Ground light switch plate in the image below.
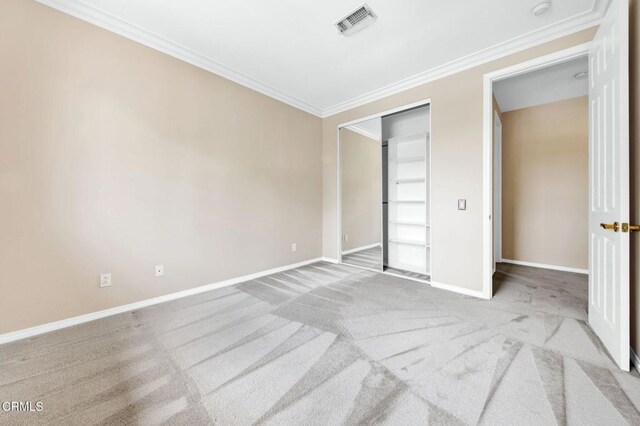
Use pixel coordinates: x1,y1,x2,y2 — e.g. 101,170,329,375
155,265,164,277
458,199,466,210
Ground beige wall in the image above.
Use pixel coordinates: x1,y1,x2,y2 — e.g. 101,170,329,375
340,129,381,252
501,97,588,270
0,0,322,333
322,29,596,292
630,0,640,355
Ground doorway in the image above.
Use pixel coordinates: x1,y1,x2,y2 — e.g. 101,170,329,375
493,55,590,275
483,0,630,371
337,99,432,283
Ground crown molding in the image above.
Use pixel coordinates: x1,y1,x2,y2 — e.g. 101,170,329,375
35,0,609,119
321,1,609,117
34,0,324,117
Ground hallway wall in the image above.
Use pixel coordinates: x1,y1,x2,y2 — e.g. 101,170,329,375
501,97,589,270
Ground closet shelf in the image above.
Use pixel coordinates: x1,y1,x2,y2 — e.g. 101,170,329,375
392,178,426,184
389,238,429,247
385,131,429,144
393,156,426,163
390,220,427,226
389,200,426,204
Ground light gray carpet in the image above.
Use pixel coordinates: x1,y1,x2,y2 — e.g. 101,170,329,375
342,246,383,271
383,266,430,281
1,262,640,425
342,246,430,281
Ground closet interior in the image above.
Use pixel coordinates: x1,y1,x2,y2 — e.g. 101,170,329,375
340,104,431,281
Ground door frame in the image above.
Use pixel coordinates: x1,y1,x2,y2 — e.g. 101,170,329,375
336,98,431,281
493,111,502,273
481,42,592,299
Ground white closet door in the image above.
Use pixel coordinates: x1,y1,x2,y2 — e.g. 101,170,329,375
387,132,429,274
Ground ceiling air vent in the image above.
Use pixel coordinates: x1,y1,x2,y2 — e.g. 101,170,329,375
334,4,377,36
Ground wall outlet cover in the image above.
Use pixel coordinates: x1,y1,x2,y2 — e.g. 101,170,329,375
155,265,164,277
100,273,112,288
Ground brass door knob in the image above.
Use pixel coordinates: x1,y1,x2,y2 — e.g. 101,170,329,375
600,222,619,232
622,223,640,232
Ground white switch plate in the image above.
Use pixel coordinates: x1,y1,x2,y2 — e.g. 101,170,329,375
458,199,467,210
155,265,164,277
343,234,349,242
291,243,297,252
100,273,111,288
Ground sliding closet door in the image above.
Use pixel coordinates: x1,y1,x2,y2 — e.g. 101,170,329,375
387,132,429,274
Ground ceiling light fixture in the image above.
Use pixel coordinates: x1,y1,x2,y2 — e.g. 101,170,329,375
531,2,551,16
574,71,588,80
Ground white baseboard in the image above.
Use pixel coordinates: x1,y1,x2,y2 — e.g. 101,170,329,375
501,258,588,275
321,257,339,264
341,243,381,255
631,348,640,372
0,256,326,345
431,281,489,299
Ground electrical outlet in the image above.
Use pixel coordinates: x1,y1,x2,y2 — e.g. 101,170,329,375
155,265,164,277
343,234,349,242
291,243,297,253
100,273,111,288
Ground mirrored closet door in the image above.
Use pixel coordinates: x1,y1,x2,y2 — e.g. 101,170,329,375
339,118,383,271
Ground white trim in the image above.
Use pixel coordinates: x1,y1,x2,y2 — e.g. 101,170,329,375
0,257,326,345
341,243,381,255
321,257,339,264
322,2,608,117
482,42,592,300
431,281,489,299
337,125,343,264
344,125,381,142
631,348,640,371
501,259,588,275
338,98,432,129
493,112,503,269
33,0,323,117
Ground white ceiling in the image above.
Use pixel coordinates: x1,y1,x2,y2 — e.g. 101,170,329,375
493,55,589,112
37,0,608,117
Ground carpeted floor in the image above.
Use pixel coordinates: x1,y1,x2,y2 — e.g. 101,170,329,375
342,246,383,271
342,246,430,281
1,262,639,425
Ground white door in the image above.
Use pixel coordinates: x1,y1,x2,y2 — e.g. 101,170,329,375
588,0,630,371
